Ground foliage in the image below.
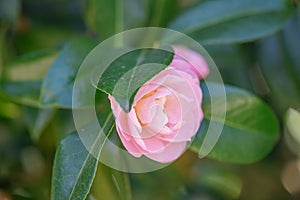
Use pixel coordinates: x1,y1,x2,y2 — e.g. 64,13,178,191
0,0,299,199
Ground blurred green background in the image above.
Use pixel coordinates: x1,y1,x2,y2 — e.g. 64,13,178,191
0,0,300,199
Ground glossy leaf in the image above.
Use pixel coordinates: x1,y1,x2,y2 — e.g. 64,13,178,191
169,0,293,45
51,133,98,200
40,37,97,108
190,82,280,163
97,48,173,112
51,113,115,200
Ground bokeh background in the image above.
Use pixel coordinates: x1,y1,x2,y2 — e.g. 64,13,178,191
0,0,300,199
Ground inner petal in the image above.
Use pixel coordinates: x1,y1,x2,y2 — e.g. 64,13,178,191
135,86,170,125
164,93,181,125
140,103,168,138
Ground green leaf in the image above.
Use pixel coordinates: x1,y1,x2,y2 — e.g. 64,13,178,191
169,0,294,45
40,37,97,108
51,112,115,200
51,133,97,200
0,50,57,106
190,82,280,163
0,80,43,107
3,50,58,81
97,48,173,112
85,0,147,40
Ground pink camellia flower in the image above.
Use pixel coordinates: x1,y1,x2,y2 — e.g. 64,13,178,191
109,46,209,163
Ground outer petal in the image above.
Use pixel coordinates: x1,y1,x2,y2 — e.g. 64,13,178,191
145,141,187,163
172,46,209,79
117,126,143,157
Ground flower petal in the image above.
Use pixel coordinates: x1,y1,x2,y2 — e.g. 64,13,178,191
173,46,209,79
145,142,187,163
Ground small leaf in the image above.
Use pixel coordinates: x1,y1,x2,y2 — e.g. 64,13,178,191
190,82,280,163
51,113,115,200
40,37,97,108
97,48,173,112
169,0,294,45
